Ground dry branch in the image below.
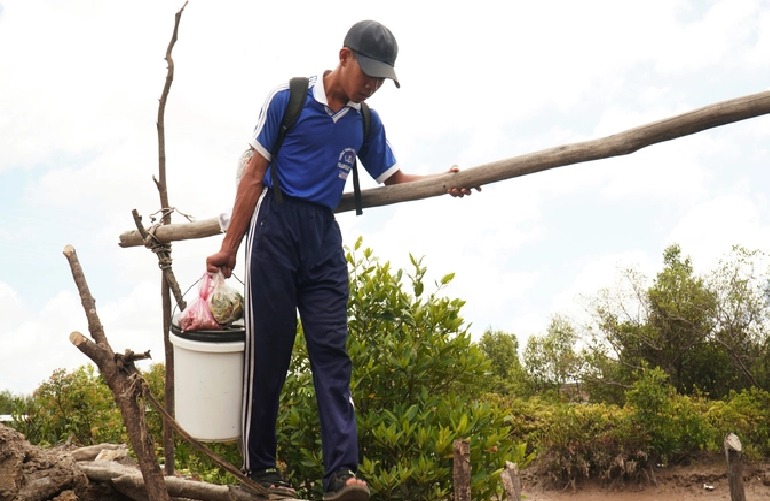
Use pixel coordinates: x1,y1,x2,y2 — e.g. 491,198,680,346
154,1,188,475
79,461,267,501
64,245,110,346
119,88,770,247
70,443,127,462
63,245,171,501
156,0,188,207
138,383,271,497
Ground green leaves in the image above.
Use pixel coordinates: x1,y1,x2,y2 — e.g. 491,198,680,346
274,239,518,501
582,243,770,402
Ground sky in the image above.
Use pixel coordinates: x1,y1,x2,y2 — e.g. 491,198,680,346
1,0,769,395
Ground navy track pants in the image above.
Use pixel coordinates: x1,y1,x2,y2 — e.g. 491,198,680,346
241,188,356,490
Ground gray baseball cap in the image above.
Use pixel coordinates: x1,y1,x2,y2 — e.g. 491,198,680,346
344,20,400,88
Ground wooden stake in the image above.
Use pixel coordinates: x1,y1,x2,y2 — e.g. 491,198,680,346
119,88,770,247
453,439,471,501
154,1,188,476
725,433,747,501
501,461,522,501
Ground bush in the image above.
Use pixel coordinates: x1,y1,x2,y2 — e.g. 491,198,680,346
535,401,643,485
277,239,530,501
707,388,770,460
12,365,125,447
624,366,713,464
142,362,242,485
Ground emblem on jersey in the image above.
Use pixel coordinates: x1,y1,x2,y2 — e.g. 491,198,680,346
337,147,356,180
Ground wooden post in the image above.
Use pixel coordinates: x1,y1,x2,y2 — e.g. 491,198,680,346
501,461,522,501
155,1,188,476
725,433,746,501
453,439,471,501
161,275,175,475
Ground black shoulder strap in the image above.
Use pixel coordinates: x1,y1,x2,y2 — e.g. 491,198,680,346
361,102,371,143
271,77,309,204
352,102,371,216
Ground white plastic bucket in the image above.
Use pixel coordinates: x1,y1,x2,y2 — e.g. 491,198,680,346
169,325,245,443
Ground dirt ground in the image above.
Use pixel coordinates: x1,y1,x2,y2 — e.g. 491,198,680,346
519,461,770,501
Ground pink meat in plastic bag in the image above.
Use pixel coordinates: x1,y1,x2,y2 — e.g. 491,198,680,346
179,272,221,332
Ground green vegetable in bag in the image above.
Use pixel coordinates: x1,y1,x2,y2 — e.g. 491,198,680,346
208,271,244,325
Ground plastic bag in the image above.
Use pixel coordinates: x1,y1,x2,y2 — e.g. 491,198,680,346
179,272,221,332
234,147,253,188
208,270,244,325
221,148,254,233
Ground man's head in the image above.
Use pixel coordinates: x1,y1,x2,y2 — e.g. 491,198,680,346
337,20,399,102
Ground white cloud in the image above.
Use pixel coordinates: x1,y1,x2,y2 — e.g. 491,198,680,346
744,8,770,68
507,312,549,341
666,189,770,272
598,135,714,201
652,0,761,73
550,250,657,328
0,282,24,322
0,280,170,395
0,288,86,393
2,0,770,394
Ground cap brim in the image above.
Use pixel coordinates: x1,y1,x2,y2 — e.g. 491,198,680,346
355,52,400,88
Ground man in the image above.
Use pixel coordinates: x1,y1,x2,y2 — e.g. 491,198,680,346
206,20,479,501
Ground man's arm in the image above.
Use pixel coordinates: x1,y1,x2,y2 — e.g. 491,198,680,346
383,166,481,197
206,150,270,277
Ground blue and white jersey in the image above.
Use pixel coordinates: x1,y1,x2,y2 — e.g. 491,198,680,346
248,74,399,210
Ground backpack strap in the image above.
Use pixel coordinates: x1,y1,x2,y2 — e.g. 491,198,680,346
361,102,371,142
271,77,309,204
352,102,371,216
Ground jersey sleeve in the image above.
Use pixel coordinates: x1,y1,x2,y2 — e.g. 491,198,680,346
248,83,290,161
358,107,399,183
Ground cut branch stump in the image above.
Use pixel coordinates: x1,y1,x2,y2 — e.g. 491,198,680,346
725,433,747,501
501,461,522,501
453,439,471,501
70,443,127,462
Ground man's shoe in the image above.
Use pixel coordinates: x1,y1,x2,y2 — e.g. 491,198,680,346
323,468,370,501
248,468,296,498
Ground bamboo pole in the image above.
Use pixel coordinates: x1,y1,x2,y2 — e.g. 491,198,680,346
118,88,770,248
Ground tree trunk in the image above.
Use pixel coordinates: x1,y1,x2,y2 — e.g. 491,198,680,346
0,424,88,501
118,88,770,248
453,439,471,501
